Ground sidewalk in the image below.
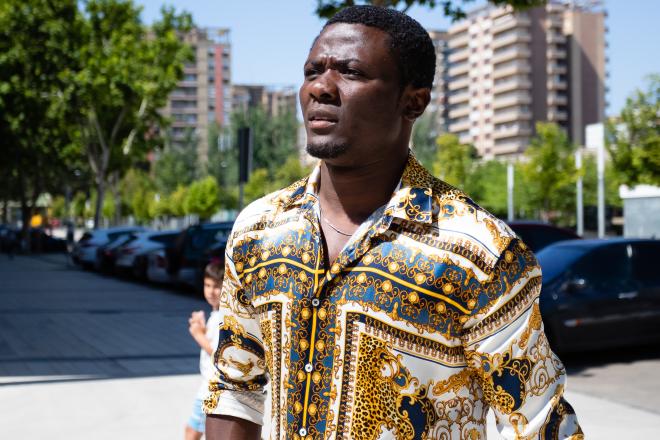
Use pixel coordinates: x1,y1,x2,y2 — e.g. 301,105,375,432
2,254,660,439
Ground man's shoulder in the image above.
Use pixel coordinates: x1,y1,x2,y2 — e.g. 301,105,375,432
231,177,308,236
430,179,518,265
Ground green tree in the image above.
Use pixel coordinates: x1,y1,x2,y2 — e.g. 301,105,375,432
230,108,299,175
74,0,193,228
154,144,198,194
244,169,271,205
315,0,546,20
469,160,509,217
185,176,221,220
432,133,477,191
169,185,189,217
606,74,660,187
0,0,84,244
519,122,576,225
411,112,439,169
274,156,313,188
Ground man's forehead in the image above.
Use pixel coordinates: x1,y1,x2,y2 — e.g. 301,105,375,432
310,23,389,54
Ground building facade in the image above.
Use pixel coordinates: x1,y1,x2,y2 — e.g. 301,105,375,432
446,1,606,158
231,84,297,118
162,27,232,162
427,30,451,134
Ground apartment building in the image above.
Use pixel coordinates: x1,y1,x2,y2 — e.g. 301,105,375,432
162,27,232,162
447,1,606,158
427,30,451,133
232,84,297,117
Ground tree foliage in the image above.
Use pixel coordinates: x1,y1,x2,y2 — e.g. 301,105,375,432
432,133,477,191
0,0,84,239
518,122,576,224
74,0,193,228
185,176,221,220
314,0,546,20
606,74,660,187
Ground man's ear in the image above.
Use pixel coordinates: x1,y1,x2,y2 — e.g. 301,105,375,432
403,87,431,121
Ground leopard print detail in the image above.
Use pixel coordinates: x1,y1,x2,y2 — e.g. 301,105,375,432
350,333,438,440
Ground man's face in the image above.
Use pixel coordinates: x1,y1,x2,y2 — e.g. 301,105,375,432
300,23,405,164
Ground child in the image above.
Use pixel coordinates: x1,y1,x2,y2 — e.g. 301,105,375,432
184,261,224,440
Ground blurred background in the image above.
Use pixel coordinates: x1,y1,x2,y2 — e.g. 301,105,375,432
1,0,659,439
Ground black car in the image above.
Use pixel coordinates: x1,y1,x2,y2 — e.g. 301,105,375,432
536,238,660,353
507,221,580,253
166,222,234,290
95,232,137,272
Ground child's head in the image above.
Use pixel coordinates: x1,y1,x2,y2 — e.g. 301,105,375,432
203,260,224,309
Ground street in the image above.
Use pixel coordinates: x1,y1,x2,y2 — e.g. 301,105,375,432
1,253,660,439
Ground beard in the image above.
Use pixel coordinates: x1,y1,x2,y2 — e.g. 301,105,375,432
306,141,349,159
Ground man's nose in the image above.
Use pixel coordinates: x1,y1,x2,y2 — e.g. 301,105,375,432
309,71,338,103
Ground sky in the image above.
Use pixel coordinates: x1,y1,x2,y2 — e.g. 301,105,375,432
137,0,660,116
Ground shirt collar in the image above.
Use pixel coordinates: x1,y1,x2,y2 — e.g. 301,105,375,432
278,152,438,226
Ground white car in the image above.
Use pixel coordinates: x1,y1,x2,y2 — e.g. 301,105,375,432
145,248,177,284
115,230,179,277
72,226,146,268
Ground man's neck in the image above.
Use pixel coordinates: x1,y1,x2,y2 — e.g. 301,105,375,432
318,148,409,226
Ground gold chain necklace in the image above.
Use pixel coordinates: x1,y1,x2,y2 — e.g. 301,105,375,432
319,205,354,236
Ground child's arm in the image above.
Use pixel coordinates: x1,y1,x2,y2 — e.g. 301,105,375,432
188,311,214,355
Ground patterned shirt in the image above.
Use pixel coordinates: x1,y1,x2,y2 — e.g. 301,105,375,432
204,154,582,440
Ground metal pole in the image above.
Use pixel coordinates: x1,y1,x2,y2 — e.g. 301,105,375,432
575,149,584,236
597,141,606,238
238,183,244,212
507,162,514,222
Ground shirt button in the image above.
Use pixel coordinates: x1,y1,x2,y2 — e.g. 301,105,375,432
311,298,320,307
304,363,313,373
299,427,308,436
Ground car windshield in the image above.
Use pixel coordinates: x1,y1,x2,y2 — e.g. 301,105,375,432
536,246,589,282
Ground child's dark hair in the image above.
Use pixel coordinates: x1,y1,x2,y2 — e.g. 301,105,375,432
204,259,225,283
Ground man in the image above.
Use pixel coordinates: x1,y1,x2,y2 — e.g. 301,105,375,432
205,6,582,439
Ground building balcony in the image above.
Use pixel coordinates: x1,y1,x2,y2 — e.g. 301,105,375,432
548,93,568,106
179,80,198,88
492,14,531,34
548,109,568,121
492,46,531,65
492,31,531,49
448,63,470,77
493,124,532,140
548,63,567,75
448,91,470,105
493,92,531,109
493,60,531,79
547,79,568,90
448,48,470,64
493,138,527,156
547,33,567,44
449,21,469,35
449,105,470,119
493,108,532,124
547,15,564,29
448,75,470,90
449,119,471,133
547,46,567,59
493,77,532,94
449,32,470,49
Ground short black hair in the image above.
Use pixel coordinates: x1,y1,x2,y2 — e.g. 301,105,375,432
323,5,436,89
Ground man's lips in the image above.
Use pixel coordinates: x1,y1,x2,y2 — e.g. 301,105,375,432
307,112,338,131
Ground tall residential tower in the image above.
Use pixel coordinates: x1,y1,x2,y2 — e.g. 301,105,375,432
447,1,606,158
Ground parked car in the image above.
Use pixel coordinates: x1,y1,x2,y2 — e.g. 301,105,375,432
146,248,176,284
536,238,660,353
95,232,139,272
165,222,234,289
115,230,180,278
507,221,580,252
73,226,146,268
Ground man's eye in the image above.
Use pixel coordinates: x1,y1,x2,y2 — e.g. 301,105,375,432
345,69,363,78
304,69,320,78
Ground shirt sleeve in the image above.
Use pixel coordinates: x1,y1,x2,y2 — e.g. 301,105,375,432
202,228,267,425
460,238,583,439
